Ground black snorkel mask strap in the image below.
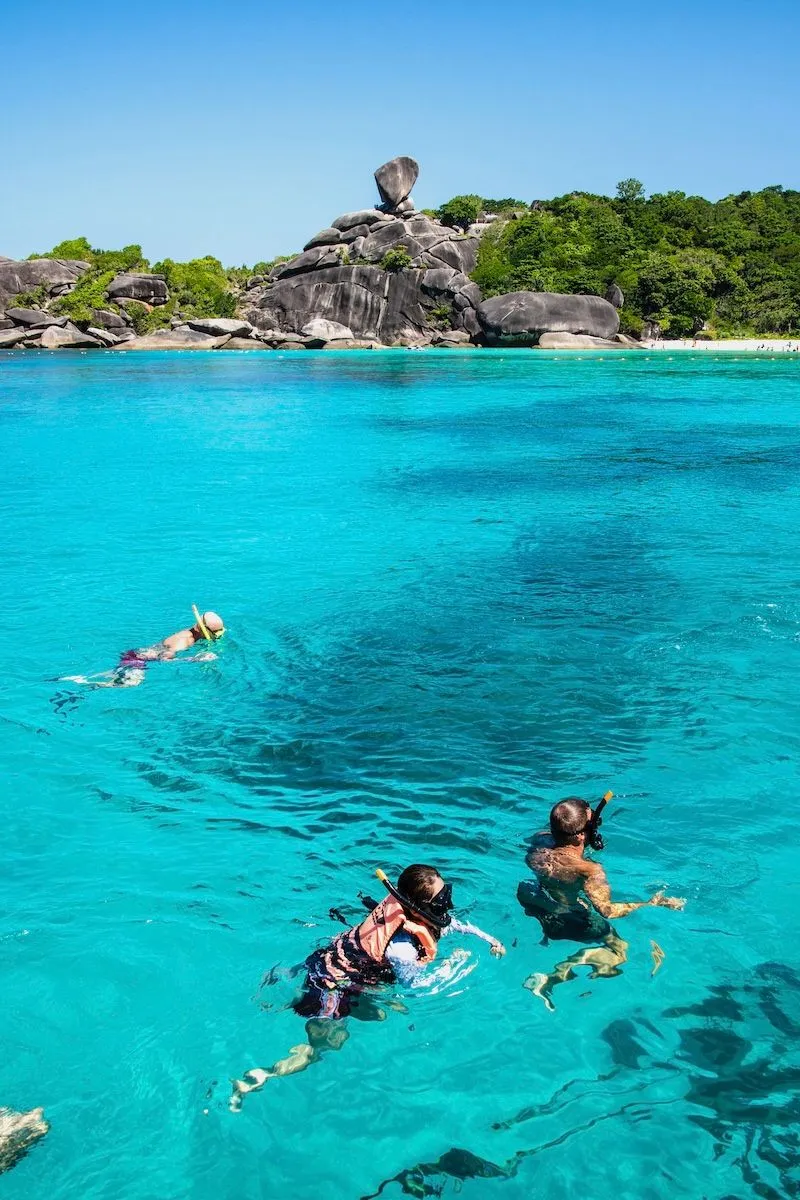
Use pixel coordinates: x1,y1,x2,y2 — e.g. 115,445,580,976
375,868,450,930
586,790,613,851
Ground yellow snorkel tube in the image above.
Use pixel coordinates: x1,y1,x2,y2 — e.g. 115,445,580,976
192,604,225,641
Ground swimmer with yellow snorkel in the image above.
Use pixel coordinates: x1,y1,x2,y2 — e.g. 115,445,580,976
61,606,225,688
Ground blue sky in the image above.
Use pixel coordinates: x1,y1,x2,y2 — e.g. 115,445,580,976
4,0,799,265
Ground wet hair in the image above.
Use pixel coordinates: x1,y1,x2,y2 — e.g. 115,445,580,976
398,864,442,905
550,798,591,847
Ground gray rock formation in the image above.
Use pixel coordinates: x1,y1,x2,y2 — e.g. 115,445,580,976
40,322,101,349
219,337,268,350
186,317,253,337
477,292,620,345
244,161,484,346
0,258,89,306
0,1106,49,1175
91,308,131,329
304,228,347,250
106,273,168,306
113,328,230,350
245,260,482,346
301,318,354,345
0,327,34,348
86,326,124,347
537,331,628,349
331,210,390,232
5,307,67,327
605,282,624,309
374,156,419,210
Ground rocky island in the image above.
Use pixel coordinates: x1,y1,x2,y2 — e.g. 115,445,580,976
1,157,797,350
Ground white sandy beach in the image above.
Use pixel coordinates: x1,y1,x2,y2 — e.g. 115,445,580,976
642,338,800,352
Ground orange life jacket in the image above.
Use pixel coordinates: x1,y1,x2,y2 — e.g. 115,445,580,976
318,895,438,985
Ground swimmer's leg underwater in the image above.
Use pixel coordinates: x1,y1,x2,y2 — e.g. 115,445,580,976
525,931,628,1011
230,1017,349,1110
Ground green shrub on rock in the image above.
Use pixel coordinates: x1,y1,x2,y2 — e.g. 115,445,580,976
380,246,414,272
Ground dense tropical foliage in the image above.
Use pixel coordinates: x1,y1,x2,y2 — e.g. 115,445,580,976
466,183,800,337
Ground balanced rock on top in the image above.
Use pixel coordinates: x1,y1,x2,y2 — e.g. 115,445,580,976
374,156,419,211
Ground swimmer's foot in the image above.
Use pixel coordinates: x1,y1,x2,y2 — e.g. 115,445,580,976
524,972,556,1013
229,1068,270,1112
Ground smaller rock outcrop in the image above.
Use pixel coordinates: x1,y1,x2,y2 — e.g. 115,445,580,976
220,337,268,350
106,273,169,306
40,322,101,349
605,283,624,309
375,156,419,211
186,317,253,337
113,328,230,350
301,318,354,346
5,307,67,328
537,332,632,349
0,327,33,348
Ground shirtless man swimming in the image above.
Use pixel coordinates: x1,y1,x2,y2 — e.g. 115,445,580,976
518,796,684,1009
62,606,225,688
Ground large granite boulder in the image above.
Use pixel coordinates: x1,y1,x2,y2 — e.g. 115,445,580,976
0,327,33,348
301,317,354,345
91,308,131,329
331,210,390,232
5,307,67,328
219,337,268,350
186,317,253,337
106,273,168,306
537,331,630,349
40,322,101,349
0,258,90,306
274,246,347,279
304,228,346,250
476,292,620,345
246,265,431,344
375,156,419,209
114,328,230,350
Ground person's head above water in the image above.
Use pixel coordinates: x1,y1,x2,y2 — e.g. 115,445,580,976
191,607,225,641
394,864,454,928
550,798,592,848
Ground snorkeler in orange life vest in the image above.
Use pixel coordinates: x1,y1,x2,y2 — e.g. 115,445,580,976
230,865,505,1109
61,606,225,688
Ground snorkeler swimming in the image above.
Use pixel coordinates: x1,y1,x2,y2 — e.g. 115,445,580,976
519,794,685,1009
230,865,505,1109
60,606,225,688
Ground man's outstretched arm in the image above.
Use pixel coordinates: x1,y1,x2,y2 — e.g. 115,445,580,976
585,864,684,919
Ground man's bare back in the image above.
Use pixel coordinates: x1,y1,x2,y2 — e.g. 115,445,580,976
520,801,684,942
519,797,684,1011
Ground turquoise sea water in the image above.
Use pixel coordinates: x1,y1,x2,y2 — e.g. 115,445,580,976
2,349,800,1199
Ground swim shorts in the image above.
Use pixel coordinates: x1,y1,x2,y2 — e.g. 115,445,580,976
517,879,613,943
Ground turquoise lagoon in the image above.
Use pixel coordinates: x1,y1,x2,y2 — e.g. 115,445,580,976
1,348,799,1199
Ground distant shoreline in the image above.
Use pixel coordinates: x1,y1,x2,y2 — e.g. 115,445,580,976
641,338,800,353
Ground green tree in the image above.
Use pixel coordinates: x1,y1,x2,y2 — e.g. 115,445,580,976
616,178,645,203
437,194,483,231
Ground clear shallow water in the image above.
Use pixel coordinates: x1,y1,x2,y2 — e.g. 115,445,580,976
2,348,799,1199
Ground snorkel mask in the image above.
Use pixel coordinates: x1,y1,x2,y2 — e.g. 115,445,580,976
192,605,225,642
376,868,454,930
585,791,613,852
